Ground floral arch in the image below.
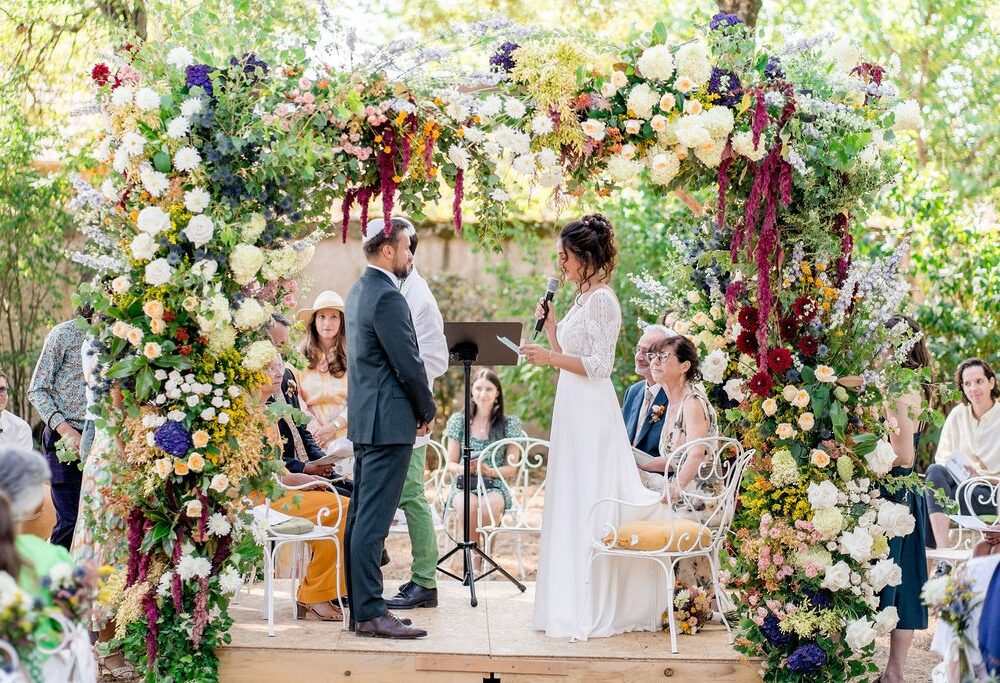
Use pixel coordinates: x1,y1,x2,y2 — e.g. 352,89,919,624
76,14,925,682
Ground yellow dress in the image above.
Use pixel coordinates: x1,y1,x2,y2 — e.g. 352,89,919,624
293,366,348,446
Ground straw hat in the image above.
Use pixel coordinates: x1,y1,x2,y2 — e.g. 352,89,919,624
295,290,345,325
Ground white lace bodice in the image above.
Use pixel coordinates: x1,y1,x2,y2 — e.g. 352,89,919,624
555,286,621,380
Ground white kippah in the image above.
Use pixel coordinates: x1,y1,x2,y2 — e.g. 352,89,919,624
363,217,415,245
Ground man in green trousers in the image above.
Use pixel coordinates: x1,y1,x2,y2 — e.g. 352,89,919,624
383,219,450,610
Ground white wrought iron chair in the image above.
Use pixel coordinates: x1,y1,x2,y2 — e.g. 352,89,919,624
926,475,999,570
251,476,346,636
0,640,22,683
0,612,96,683
388,438,453,538
577,436,752,654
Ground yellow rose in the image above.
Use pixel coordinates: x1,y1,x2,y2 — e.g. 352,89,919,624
692,312,712,328
154,458,173,479
782,385,798,403
775,422,798,440
185,499,203,518
150,318,166,334
187,452,205,472
792,389,812,409
112,321,131,339
815,365,838,383
762,398,778,416
142,342,162,359
209,474,230,493
182,296,199,312
192,430,210,448
675,76,695,93
659,93,676,111
143,300,165,319
126,327,143,346
810,449,830,468
673,320,691,335
174,460,190,476
798,412,815,431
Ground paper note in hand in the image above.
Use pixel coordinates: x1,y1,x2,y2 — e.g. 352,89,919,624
496,335,522,356
945,451,974,484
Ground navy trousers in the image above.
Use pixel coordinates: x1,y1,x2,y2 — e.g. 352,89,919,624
42,426,83,550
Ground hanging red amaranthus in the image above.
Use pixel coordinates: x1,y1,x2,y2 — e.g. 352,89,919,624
377,126,398,226
716,140,735,231
835,212,852,283
452,169,464,234
340,188,358,243
358,186,375,234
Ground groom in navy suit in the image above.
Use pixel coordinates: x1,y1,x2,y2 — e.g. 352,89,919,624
622,325,673,457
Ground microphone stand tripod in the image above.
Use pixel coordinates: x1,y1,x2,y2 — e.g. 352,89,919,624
436,341,526,607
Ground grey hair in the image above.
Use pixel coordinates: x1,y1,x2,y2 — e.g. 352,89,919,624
0,448,50,519
640,323,677,339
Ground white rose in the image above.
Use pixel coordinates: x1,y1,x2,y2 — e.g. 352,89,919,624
921,576,950,607
792,389,811,409
184,187,210,213
723,379,745,402
636,44,675,81
650,114,668,132
827,38,861,74
673,115,711,149
143,342,162,359
821,560,852,591
190,259,218,280
844,618,877,650
624,119,642,135
137,206,171,235
892,99,922,132
700,106,735,138
775,422,797,440
134,87,161,111
762,398,778,416
782,385,798,403
877,501,916,538
798,412,815,431
581,119,607,141
167,46,194,69
815,365,838,383
874,606,899,636
701,349,727,384
111,275,131,293
144,258,174,286
610,70,628,88
183,215,214,248
130,233,157,261
659,93,677,111
732,130,768,162
185,499,203,518
865,439,897,477
869,559,903,593
209,474,230,493
807,480,840,511
174,146,201,172
839,527,874,563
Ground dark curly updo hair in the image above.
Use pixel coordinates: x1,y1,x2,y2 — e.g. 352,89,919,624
559,213,618,292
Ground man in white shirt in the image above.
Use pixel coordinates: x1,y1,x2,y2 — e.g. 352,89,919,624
0,370,34,451
382,219,450,610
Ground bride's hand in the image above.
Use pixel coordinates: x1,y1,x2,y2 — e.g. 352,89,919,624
535,297,558,332
521,344,552,366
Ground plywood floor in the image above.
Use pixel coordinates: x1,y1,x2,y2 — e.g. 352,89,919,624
220,580,759,682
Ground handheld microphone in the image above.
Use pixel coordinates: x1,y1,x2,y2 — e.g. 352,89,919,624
533,277,560,339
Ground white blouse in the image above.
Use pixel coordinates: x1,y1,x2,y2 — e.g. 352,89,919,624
934,401,1000,474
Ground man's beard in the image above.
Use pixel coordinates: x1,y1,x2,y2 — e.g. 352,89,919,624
393,262,413,279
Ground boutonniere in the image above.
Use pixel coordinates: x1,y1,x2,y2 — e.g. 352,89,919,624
284,379,297,399
650,405,666,423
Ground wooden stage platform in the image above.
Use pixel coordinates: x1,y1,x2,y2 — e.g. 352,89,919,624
220,580,759,682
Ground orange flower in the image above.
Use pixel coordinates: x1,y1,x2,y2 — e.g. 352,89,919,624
174,460,190,476
456,128,465,138
392,175,402,183
383,145,391,153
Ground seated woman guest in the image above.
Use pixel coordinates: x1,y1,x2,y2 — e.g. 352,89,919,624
443,369,523,572
294,291,350,456
924,358,1000,568
259,357,349,621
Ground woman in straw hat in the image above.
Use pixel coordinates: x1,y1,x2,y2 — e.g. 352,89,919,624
295,290,351,452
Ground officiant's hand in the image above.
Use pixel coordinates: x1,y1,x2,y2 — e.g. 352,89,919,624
304,462,335,477
521,344,552,366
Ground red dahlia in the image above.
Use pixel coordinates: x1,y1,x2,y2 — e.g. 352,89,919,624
748,371,774,397
797,335,818,356
738,306,759,331
779,317,799,341
768,347,793,374
91,63,111,86
793,296,816,322
736,329,759,355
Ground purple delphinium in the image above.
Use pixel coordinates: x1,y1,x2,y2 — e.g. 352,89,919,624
230,52,269,76
489,42,519,73
765,56,785,80
787,643,827,673
708,67,742,107
710,12,742,30
186,64,216,95
803,588,833,610
154,420,193,457
760,613,795,648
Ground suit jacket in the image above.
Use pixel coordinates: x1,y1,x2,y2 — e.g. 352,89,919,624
273,368,326,473
622,379,668,458
346,267,437,445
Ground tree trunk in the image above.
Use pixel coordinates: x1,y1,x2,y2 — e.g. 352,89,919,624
715,0,763,29
94,0,148,40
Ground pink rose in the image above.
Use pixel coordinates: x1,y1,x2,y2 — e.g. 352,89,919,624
301,92,315,105
117,65,141,85
298,77,313,90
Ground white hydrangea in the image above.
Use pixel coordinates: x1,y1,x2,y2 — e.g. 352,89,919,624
184,187,210,213
233,299,268,330
605,154,642,183
242,340,278,371
173,146,201,172
812,508,844,540
694,140,724,168
197,293,232,333
731,130,768,161
230,244,265,285
636,44,675,81
701,106,735,138
892,99,922,131
827,38,861,74
207,325,236,354
260,246,299,280
242,213,267,243
648,151,680,186
134,87,161,111
166,116,191,139
140,168,169,197
674,40,712,87
673,115,711,149
626,83,660,120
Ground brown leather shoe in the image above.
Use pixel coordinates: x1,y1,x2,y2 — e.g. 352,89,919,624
348,614,411,631
355,612,427,639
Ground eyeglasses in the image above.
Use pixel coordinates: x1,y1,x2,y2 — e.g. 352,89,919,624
645,351,675,363
634,345,652,356
0,386,8,395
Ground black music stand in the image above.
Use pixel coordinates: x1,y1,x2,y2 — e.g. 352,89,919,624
436,321,527,606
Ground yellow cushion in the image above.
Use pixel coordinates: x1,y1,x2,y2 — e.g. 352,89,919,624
21,484,56,541
603,518,711,552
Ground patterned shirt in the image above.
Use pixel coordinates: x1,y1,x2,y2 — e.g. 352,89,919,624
28,320,87,430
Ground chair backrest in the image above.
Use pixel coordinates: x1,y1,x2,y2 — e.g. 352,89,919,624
469,436,548,531
424,438,454,520
958,476,1000,521
660,436,753,543
0,639,19,676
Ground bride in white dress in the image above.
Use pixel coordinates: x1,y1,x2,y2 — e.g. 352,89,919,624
521,214,668,640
